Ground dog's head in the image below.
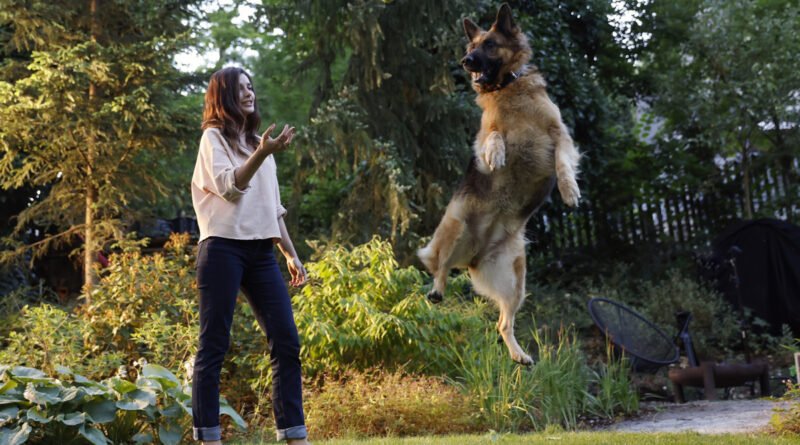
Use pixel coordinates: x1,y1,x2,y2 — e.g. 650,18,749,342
461,3,532,91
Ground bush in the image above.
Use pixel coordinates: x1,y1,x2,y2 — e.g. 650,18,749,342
0,304,123,380
293,236,485,377
81,234,199,372
0,364,245,445
637,269,739,359
302,368,480,439
770,381,800,436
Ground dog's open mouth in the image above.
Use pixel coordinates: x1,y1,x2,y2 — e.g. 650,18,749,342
470,70,492,85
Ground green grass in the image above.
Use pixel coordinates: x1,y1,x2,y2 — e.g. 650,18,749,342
232,431,797,445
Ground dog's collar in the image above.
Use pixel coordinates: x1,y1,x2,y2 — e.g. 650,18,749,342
482,70,522,92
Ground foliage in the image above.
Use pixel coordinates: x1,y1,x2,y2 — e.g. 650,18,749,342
252,0,480,256
771,380,800,437
0,0,200,286
81,233,198,372
581,266,740,360
637,269,740,359
0,304,124,380
293,236,486,377
449,324,638,432
302,368,480,439
633,0,800,219
587,341,639,419
242,0,640,260
0,364,245,445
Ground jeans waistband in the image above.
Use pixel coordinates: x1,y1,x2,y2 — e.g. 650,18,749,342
202,236,275,250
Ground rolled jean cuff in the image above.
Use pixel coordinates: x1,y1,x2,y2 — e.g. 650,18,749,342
276,425,307,441
193,425,221,441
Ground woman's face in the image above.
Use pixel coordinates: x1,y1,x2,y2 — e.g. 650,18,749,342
238,73,255,116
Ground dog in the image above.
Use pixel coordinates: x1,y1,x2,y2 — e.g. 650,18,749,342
417,3,581,365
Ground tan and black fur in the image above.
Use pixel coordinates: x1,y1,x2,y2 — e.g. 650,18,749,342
418,4,581,365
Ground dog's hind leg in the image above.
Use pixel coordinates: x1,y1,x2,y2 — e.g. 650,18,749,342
549,122,581,207
470,238,532,365
417,214,465,304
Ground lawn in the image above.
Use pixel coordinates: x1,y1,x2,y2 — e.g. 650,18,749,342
233,431,797,445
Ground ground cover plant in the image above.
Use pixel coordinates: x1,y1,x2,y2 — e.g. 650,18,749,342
0,364,244,445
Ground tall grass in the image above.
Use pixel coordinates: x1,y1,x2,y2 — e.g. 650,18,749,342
448,323,639,432
587,341,639,418
448,328,539,431
529,325,589,429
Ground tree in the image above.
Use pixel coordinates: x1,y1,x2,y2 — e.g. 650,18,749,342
247,0,638,260
0,0,200,294
635,0,800,220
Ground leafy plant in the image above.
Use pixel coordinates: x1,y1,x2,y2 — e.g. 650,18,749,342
0,304,123,379
770,380,800,436
0,364,245,445
638,269,739,359
81,233,198,373
293,236,485,377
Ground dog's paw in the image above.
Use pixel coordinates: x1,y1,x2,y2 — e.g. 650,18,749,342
558,177,581,207
483,133,506,171
511,351,534,366
427,290,443,304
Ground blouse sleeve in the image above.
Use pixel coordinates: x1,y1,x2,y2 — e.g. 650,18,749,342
198,129,249,201
271,156,288,218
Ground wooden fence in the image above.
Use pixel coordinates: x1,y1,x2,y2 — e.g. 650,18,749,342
527,159,799,259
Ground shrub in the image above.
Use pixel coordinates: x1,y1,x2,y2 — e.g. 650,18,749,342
81,234,199,371
293,236,485,377
637,269,739,359
302,368,480,439
770,381,800,436
0,364,245,445
0,304,123,379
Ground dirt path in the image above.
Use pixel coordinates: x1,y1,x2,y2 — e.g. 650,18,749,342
607,400,791,434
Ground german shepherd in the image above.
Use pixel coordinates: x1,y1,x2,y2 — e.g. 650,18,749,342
418,3,581,365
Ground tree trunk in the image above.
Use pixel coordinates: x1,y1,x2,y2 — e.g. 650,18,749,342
84,0,100,296
741,139,754,220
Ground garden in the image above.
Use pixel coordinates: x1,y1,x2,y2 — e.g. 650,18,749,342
1,0,800,444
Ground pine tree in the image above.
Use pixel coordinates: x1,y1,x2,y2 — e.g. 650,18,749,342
0,0,200,294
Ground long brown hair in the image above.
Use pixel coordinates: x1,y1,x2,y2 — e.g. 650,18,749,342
201,67,261,152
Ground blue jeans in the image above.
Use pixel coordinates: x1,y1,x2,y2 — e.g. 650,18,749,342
193,237,307,441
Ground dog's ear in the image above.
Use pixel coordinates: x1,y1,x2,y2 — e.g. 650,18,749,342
493,3,518,37
463,18,483,41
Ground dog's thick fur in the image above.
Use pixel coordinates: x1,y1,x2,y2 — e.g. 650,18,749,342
418,4,581,365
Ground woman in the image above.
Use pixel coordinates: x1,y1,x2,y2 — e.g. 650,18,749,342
190,66,310,445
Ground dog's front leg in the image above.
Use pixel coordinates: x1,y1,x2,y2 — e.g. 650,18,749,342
549,122,581,207
477,130,506,172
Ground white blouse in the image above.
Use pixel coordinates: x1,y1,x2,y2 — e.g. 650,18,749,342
191,127,287,242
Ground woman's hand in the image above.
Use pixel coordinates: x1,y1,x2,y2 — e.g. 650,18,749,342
258,123,295,155
287,256,307,287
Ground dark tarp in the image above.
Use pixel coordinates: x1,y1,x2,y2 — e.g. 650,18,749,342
708,218,800,336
